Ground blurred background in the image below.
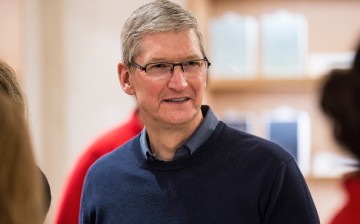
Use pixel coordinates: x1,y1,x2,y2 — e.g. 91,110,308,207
1,0,359,223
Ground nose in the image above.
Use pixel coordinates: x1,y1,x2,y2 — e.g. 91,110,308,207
171,64,185,73
167,66,188,91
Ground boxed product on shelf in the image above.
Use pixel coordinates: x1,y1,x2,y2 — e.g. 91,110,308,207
209,12,258,79
220,108,254,133
260,10,308,77
262,107,311,176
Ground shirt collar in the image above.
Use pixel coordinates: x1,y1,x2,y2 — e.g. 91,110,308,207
140,105,219,161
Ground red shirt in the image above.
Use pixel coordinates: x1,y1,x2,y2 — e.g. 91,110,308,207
330,173,360,224
55,110,143,224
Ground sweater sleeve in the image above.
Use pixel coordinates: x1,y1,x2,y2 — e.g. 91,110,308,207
262,158,320,224
79,163,99,224
55,110,143,224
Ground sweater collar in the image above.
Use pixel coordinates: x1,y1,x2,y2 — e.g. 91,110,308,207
139,105,219,161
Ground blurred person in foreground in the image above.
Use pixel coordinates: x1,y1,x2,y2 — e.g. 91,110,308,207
320,42,360,224
0,59,51,221
0,60,25,111
0,94,44,224
55,108,143,224
80,1,319,223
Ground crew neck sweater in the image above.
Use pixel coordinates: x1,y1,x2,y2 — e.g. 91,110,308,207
80,121,319,224
140,105,219,161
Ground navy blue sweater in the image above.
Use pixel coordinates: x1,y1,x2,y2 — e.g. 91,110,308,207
80,121,319,224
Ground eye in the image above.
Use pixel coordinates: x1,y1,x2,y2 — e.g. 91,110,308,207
149,63,171,69
183,60,201,67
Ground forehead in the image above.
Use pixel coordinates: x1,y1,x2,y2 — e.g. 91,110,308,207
137,29,203,62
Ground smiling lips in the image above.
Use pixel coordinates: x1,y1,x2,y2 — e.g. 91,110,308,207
164,97,190,103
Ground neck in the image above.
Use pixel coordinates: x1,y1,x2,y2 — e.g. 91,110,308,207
145,112,203,161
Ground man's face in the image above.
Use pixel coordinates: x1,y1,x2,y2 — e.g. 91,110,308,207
126,29,207,128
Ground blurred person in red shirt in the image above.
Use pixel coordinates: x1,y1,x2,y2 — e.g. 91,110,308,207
55,109,143,224
320,41,360,224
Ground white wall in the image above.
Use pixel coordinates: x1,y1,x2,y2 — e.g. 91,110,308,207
22,0,184,223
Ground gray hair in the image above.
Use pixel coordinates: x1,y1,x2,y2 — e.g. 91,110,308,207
121,0,206,67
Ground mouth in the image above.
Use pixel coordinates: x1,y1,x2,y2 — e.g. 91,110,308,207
164,97,190,103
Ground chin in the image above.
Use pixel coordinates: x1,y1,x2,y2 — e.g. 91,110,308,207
162,110,198,125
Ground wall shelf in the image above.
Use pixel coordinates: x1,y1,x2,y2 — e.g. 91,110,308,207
207,77,321,93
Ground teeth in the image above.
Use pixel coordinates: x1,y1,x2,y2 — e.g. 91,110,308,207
167,98,187,102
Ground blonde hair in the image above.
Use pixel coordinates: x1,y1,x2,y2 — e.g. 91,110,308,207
0,60,25,112
0,94,43,224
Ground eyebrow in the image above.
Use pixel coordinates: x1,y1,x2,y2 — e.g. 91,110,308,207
146,55,203,64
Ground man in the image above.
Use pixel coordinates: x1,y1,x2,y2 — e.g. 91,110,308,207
80,1,319,223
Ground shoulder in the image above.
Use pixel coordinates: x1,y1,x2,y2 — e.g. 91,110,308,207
90,122,140,153
84,109,142,158
85,136,140,178
79,121,142,164
214,122,294,167
213,123,307,190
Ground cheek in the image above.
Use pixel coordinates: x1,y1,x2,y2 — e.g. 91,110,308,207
134,81,163,103
203,72,208,84
197,71,207,87
194,75,207,91
189,77,207,105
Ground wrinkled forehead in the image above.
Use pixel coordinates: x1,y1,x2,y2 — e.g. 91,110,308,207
136,29,203,62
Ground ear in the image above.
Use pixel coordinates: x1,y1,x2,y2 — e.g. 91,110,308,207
118,62,135,95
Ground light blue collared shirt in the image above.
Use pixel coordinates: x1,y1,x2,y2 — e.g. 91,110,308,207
140,105,219,161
